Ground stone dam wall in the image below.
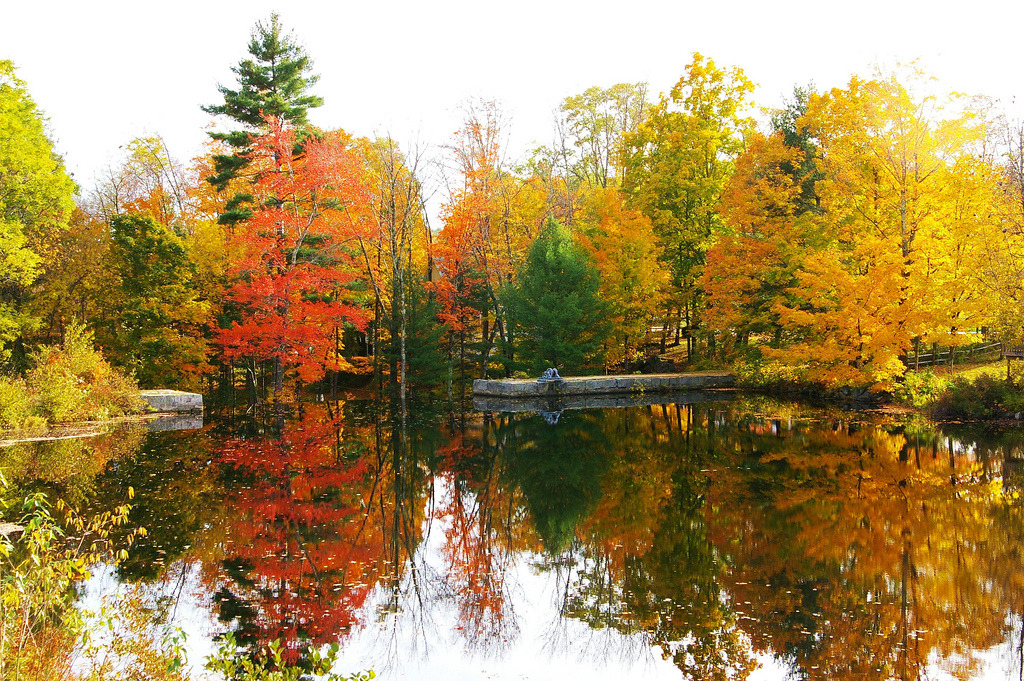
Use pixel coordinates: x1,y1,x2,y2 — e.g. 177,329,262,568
472,372,735,397
139,389,203,413
473,388,734,413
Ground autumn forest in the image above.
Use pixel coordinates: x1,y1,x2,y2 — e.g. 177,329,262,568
4,14,1024,417
8,13,1024,680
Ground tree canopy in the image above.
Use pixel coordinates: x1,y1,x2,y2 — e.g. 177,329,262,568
202,13,324,226
0,60,76,366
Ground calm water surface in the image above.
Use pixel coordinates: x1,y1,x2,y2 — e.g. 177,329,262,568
8,395,1024,680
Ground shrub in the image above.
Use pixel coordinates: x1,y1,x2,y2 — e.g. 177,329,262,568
732,359,814,391
929,374,1024,420
0,377,34,430
0,479,139,680
206,633,373,681
78,588,188,681
25,323,141,424
893,369,950,409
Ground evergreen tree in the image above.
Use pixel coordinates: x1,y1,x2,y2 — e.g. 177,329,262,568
202,13,323,223
500,411,609,553
770,85,823,216
505,218,610,375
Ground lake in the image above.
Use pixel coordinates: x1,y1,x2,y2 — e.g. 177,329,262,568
7,393,1024,680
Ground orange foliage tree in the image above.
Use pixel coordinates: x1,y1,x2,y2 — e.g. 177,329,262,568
577,187,665,369
700,128,812,357
433,100,543,384
215,118,371,396
433,429,523,647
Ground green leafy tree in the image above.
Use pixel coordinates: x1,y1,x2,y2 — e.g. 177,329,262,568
769,85,824,215
499,411,610,552
0,60,76,367
622,53,754,360
202,13,323,223
390,280,447,394
504,218,610,374
557,82,649,190
102,214,209,388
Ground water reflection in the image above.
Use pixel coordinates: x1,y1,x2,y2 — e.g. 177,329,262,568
26,398,1024,679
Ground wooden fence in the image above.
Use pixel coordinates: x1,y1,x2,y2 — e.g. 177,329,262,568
904,342,1003,368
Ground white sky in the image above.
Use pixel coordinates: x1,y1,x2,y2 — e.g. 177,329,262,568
4,0,1024,205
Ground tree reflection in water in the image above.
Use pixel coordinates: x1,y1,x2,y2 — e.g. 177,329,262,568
66,397,1024,679
704,407,1024,681
208,405,378,661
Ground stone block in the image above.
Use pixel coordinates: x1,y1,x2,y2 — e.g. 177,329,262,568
139,390,203,413
558,381,580,395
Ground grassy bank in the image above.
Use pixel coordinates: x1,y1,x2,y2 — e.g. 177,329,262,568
728,354,1024,422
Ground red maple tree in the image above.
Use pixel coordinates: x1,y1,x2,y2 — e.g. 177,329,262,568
216,117,371,394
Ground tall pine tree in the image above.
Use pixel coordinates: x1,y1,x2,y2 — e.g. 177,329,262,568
504,218,610,375
202,13,323,224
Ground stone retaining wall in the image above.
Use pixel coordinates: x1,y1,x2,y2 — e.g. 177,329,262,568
473,389,733,413
472,372,734,397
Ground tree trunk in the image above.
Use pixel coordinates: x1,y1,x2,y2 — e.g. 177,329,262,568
459,328,466,403
660,305,669,353
274,356,284,397
480,311,490,379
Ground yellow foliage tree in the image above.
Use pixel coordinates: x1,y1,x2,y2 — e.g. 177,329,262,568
577,187,666,369
769,71,1001,387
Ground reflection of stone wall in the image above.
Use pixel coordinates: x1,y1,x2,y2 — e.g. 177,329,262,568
139,390,203,413
146,415,204,432
473,372,735,397
473,389,735,413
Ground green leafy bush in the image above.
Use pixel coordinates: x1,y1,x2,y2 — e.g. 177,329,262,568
78,588,188,681
929,374,1024,420
892,369,950,409
732,359,814,391
0,377,34,430
0,478,139,680
206,633,373,681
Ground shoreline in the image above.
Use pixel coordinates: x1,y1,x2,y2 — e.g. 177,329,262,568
0,411,199,447
4,385,1022,447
